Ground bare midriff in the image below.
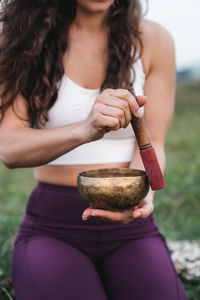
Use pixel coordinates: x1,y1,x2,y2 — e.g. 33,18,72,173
34,162,130,187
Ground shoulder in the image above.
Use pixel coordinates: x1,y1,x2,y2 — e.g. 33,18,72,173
140,18,174,43
139,19,175,75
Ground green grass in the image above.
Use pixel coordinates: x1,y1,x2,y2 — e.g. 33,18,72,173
0,81,200,299
154,81,200,241
0,167,35,299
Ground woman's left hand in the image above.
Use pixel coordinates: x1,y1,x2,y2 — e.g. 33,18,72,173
82,192,154,224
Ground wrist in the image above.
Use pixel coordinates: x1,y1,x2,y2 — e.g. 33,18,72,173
75,120,91,145
146,188,155,202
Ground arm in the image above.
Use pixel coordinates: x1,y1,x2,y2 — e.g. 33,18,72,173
0,88,142,168
82,21,176,223
0,95,88,168
129,21,176,218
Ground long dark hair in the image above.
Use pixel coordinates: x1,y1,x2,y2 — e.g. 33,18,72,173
0,0,143,127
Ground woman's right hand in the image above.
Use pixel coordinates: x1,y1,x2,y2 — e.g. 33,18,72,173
82,88,147,142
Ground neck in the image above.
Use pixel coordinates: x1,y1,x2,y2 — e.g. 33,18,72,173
73,4,110,33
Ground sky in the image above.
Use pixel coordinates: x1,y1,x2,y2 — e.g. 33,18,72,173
144,0,200,70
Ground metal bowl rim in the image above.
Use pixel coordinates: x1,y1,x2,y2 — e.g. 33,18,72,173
77,168,147,179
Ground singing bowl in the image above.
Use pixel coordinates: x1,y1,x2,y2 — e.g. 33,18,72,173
77,168,149,211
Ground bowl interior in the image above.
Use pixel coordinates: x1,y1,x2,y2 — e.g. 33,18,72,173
78,168,146,179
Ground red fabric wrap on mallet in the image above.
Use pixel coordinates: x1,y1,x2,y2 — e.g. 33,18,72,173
128,87,165,190
140,148,165,190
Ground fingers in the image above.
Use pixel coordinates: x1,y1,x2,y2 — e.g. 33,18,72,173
82,208,134,224
94,114,121,132
86,88,147,141
82,196,154,223
136,95,147,107
101,88,147,118
90,88,147,136
132,200,154,219
98,96,132,128
97,103,126,128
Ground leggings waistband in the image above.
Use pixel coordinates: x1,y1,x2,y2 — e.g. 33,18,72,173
14,181,161,246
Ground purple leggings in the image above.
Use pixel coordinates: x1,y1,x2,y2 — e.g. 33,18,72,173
12,182,188,300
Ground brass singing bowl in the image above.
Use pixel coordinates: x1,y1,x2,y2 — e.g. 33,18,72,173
77,168,149,211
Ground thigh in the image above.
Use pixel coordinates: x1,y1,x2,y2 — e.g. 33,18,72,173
12,236,107,300
99,236,188,300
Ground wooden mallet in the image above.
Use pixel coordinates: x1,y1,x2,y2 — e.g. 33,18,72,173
128,87,165,190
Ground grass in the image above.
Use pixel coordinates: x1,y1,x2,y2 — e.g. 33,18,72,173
0,167,35,299
154,81,200,241
0,81,200,299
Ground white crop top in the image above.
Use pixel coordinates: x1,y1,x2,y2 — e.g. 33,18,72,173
38,58,146,165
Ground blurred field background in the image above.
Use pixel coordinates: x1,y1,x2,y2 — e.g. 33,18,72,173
0,81,200,299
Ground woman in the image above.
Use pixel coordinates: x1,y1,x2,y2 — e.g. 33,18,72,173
0,0,188,299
